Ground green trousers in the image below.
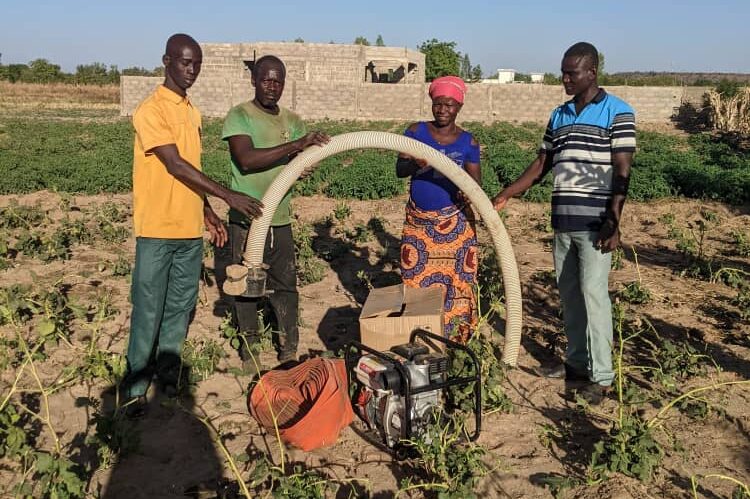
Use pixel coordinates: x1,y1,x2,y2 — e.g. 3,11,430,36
123,237,203,398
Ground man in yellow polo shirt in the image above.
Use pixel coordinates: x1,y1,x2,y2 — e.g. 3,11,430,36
123,33,263,417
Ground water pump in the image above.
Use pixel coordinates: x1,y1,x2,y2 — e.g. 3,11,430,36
345,329,482,454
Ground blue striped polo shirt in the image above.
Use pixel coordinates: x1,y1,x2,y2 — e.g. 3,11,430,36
540,89,636,232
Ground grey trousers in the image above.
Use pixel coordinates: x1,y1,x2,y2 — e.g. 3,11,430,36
553,231,614,386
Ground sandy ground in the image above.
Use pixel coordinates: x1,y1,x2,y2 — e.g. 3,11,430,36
0,191,749,498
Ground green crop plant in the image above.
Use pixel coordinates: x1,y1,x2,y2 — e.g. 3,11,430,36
293,219,327,286
735,287,750,321
0,231,13,270
14,228,73,262
586,304,664,483
248,458,340,498
0,200,46,229
536,421,572,451
476,246,506,319
446,280,512,415
2,119,750,202
324,150,405,200
87,408,140,470
181,338,227,384
345,222,374,244
663,211,724,280
333,201,351,221
611,247,625,270
110,254,132,277
446,324,512,415
58,216,93,245
398,413,494,498
618,281,652,304
730,229,750,257
585,304,748,485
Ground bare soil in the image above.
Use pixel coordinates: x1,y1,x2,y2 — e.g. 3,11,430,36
1,191,749,498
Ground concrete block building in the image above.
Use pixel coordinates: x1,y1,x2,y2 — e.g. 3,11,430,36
121,41,425,117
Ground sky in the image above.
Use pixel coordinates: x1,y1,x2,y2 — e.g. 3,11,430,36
1,0,749,75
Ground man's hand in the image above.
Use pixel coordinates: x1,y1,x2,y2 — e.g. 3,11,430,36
596,219,620,253
204,206,228,247
492,191,510,211
297,131,330,150
224,191,263,220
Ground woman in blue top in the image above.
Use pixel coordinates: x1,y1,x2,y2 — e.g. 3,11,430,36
396,76,482,343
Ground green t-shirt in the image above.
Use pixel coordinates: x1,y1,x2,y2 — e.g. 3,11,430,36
222,101,307,226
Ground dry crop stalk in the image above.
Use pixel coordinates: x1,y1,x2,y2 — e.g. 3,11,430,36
708,88,750,134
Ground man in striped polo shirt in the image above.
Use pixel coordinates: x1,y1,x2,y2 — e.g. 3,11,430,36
493,42,635,404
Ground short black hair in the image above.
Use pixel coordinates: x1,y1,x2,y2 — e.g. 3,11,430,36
253,55,286,80
564,42,599,70
165,33,200,58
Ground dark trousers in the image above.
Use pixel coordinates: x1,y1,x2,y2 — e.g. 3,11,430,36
123,237,203,398
228,223,299,358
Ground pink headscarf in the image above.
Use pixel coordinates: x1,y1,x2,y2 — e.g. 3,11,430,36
428,76,466,104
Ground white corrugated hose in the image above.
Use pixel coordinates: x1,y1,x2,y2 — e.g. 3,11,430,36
240,131,523,366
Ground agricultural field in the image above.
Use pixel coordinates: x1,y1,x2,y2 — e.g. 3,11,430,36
0,84,749,498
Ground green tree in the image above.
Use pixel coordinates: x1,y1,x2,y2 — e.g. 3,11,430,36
354,36,370,46
293,37,305,43
21,59,65,83
375,34,385,47
0,63,28,82
460,54,471,80
418,39,460,81
75,62,119,85
122,66,157,77
597,51,609,84
514,72,531,83
470,64,483,81
543,72,561,85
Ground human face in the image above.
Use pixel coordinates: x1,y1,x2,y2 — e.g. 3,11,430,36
431,96,461,127
163,44,202,95
253,63,285,109
561,55,596,96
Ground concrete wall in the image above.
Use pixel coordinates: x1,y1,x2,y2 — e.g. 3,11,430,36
122,76,708,125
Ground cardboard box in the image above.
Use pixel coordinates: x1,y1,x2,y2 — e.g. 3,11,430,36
359,284,444,352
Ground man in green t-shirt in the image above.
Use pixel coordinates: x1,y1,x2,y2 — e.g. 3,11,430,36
222,55,329,369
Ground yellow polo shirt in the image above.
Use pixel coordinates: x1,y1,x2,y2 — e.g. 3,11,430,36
132,85,203,238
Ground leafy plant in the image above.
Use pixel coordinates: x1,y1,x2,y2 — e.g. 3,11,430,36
15,228,73,262
181,338,227,383
611,247,625,270
87,409,140,470
110,254,131,277
587,304,664,483
293,219,327,286
58,216,92,245
0,200,46,229
618,281,652,304
730,229,750,257
589,413,663,482
734,287,750,321
333,201,351,221
400,413,491,498
345,223,374,244
663,211,721,280
324,150,405,200
29,451,86,499
249,457,337,498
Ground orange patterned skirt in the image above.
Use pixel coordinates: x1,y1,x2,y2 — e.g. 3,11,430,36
400,199,478,343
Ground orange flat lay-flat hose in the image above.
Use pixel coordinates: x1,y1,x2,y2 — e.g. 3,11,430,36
248,358,354,451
